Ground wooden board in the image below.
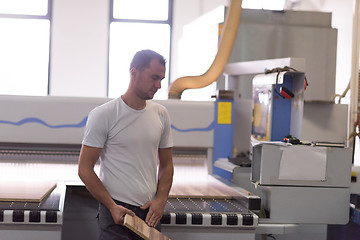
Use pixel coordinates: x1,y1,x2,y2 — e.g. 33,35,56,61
171,158,242,199
0,181,57,202
170,175,241,198
124,214,171,240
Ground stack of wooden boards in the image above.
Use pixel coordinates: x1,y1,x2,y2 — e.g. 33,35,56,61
0,181,57,202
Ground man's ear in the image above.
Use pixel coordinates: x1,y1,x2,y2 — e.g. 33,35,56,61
130,67,137,78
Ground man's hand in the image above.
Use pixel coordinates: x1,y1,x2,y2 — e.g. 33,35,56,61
140,198,166,227
109,204,135,225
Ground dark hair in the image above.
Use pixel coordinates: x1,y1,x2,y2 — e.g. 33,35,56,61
130,49,166,71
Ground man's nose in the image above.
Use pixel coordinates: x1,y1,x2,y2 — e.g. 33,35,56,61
155,80,161,89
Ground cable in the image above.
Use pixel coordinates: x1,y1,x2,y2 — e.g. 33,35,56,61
264,66,308,99
331,81,350,103
267,234,277,240
348,114,360,141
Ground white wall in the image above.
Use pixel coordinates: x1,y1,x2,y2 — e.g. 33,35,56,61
170,0,228,82
292,0,353,96
50,0,109,97
48,0,229,98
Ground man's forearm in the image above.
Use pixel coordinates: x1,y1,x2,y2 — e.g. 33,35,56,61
78,146,135,225
79,168,135,225
79,167,117,210
156,163,174,201
156,147,174,202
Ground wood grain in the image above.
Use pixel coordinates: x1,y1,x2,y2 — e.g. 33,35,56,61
124,214,171,240
170,174,241,198
170,157,242,198
0,181,56,202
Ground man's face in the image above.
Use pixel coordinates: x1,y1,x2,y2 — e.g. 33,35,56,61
133,59,165,100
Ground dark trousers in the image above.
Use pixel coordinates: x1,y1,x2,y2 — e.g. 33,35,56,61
98,199,161,240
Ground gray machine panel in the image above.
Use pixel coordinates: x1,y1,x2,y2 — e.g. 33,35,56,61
251,144,352,187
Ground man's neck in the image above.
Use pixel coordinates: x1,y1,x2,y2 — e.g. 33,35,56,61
121,93,146,110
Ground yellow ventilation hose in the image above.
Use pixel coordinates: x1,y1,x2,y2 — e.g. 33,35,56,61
168,0,243,99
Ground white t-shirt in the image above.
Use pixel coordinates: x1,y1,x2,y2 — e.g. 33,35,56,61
82,97,173,206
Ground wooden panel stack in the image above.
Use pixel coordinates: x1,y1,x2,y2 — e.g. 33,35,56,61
0,181,56,202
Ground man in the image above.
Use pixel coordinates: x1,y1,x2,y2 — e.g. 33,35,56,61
78,49,174,240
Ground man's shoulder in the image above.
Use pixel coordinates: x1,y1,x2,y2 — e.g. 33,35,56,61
92,98,119,113
147,100,167,112
88,98,121,123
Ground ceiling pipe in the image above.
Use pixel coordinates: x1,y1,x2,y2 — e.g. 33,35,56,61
168,0,243,99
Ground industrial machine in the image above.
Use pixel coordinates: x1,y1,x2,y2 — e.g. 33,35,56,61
0,5,354,240
0,95,261,240
0,87,353,240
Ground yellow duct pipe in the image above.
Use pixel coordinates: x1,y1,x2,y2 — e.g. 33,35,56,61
168,0,243,99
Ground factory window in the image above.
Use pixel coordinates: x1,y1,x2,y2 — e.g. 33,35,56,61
108,0,172,100
0,0,50,96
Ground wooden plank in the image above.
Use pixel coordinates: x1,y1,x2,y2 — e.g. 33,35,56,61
0,181,57,202
170,175,241,198
171,159,241,199
124,214,171,240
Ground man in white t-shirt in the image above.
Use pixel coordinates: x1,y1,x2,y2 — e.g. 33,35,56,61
78,50,174,240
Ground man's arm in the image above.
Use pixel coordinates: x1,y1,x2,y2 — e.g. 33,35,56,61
141,147,174,227
78,144,134,225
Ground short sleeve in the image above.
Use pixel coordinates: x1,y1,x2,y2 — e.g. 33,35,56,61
159,108,174,149
82,107,108,148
